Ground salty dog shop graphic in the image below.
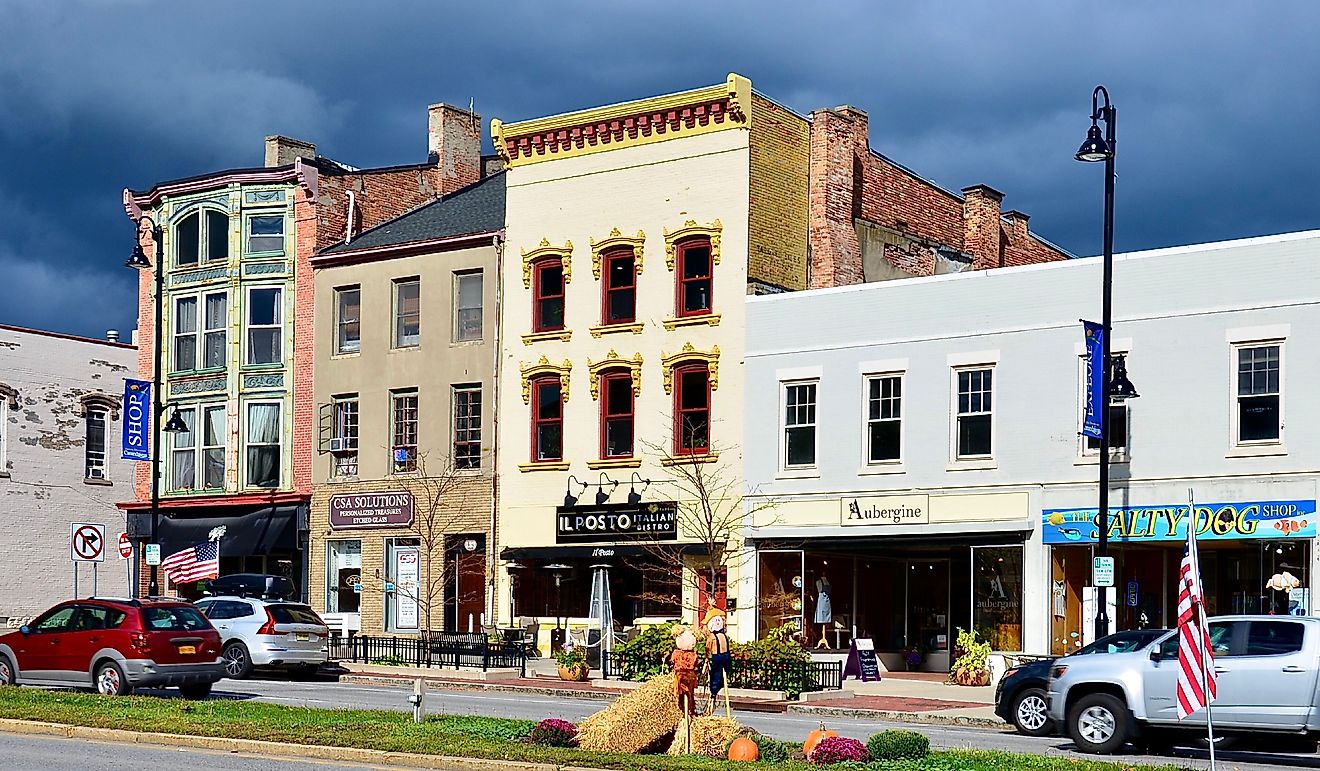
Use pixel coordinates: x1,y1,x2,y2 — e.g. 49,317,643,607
1042,500,1317,544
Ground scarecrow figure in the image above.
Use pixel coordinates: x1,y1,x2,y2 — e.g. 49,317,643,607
703,604,733,718
669,625,699,753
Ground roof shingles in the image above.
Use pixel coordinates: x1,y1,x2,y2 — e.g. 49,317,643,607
322,172,505,254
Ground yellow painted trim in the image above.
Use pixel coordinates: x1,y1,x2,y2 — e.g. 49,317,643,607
662,313,721,331
663,219,722,270
587,458,643,470
519,461,571,473
661,342,720,394
519,355,572,404
589,322,645,338
661,452,721,467
521,329,573,345
521,238,572,288
587,349,643,400
589,228,645,279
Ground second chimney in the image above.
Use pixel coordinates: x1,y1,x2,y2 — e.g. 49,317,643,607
264,135,316,168
427,103,481,194
961,184,1005,270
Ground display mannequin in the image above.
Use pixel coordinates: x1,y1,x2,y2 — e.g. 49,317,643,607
813,574,833,649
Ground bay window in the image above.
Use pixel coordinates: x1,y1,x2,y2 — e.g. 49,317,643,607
246,287,283,365
173,296,198,372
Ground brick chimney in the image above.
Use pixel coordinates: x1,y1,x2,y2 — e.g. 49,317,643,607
427,103,482,193
1003,209,1030,246
808,105,869,288
264,135,316,167
961,184,1005,270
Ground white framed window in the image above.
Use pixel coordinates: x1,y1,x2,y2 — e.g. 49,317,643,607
781,381,818,469
391,390,418,472
246,215,285,254
245,286,283,365
332,396,359,477
394,279,420,348
1078,355,1129,457
954,367,994,459
865,373,902,463
201,405,226,489
168,404,225,492
172,295,198,372
335,286,361,354
325,539,362,614
169,406,197,491
454,271,483,343
84,408,108,480
1235,343,1282,444
453,385,481,469
245,401,282,488
202,292,227,369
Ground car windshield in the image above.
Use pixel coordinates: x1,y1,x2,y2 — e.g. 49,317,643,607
268,604,324,625
1072,631,1163,656
141,606,210,631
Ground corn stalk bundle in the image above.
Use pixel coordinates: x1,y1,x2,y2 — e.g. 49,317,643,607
578,673,681,753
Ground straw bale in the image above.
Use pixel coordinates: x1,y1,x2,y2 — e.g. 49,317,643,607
577,674,682,753
666,715,742,757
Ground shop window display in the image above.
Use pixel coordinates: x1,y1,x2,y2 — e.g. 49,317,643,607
971,545,1023,651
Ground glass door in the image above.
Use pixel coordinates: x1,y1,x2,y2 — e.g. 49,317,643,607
757,549,804,639
905,559,950,670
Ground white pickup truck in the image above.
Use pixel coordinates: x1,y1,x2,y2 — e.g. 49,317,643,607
1047,615,1320,754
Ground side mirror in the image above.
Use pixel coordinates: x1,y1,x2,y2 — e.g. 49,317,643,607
1149,647,1161,662
18,626,29,636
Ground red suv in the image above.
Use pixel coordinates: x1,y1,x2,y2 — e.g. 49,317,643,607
0,598,223,698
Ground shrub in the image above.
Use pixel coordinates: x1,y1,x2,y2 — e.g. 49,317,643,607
528,718,577,747
554,646,586,669
809,735,869,764
866,729,930,761
749,732,795,763
951,628,992,686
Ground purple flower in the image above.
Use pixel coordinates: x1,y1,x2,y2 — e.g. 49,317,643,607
810,736,870,765
529,718,578,747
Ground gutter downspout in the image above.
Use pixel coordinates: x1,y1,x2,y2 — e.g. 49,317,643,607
344,190,356,244
489,232,504,626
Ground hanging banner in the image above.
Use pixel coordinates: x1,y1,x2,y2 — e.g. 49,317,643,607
1081,321,1104,440
1042,500,1316,544
122,379,151,461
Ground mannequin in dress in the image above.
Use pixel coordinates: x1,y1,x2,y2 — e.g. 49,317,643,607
813,574,833,649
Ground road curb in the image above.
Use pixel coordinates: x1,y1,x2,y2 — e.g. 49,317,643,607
0,718,560,771
787,704,1005,729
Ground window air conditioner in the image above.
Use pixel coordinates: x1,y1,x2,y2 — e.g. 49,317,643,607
328,437,347,453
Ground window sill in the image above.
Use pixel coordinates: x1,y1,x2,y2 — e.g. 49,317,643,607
946,459,997,471
590,322,644,338
241,362,284,371
0,472,9,480
661,452,720,467
588,458,642,470
332,350,361,359
327,475,360,483
451,338,484,346
858,463,905,476
455,467,484,476
662,313,721,331
388,345,421,354
776,467,820,480
83,478,113,487
169,367,227,378
1225,444,1288,459
1074,453,1130,466
519,461,571,472
243,250,287,259
522,330,573,345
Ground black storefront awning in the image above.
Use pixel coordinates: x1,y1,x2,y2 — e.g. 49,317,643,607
500,543,710,562
130,504,304,556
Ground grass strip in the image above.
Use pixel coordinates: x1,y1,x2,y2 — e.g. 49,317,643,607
0,687,1188,771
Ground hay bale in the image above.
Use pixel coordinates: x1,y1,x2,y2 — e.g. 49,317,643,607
577,674,682,753
667,716,742,757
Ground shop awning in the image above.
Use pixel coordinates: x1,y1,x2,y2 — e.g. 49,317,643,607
749,519,1031,548
131,504,304,556
500,543,710,562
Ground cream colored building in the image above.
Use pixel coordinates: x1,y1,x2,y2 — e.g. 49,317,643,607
308,173,503,636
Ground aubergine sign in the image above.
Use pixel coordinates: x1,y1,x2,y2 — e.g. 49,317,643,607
330,492,415,530
1042,500,1316,544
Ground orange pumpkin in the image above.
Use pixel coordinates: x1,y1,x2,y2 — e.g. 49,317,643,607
803,722,838,757
728,736,760,761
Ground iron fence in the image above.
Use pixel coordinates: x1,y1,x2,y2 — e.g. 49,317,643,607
601,650,841,697
331,633,526,676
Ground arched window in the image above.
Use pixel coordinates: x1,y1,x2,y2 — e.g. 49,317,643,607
175,209,230,266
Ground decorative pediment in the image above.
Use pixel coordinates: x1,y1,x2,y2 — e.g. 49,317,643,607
587,350,643,400
77,391,121,420
519,356,572,404
521,238,573,289
660,342,720,394
663,219,722,271
589,228,645,280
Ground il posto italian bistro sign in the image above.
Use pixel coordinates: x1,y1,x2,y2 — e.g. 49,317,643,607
556,501,679,544
329,491,415,530
1042,499,1317,544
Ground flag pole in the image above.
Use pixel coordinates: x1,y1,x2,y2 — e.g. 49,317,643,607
1189,488,1217,771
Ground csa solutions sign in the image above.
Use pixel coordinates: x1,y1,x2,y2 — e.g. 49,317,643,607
330,492,415,530
1042,500,1316,544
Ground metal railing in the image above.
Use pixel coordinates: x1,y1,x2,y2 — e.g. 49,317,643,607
601,650,842,698
331,633,527,677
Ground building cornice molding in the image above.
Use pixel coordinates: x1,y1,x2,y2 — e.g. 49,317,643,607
123,158,318,220
661,342,720,394
589,228,646,280
587,350,643,400
521,238,573,289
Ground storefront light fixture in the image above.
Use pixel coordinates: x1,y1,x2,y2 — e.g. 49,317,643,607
595,473,620,505
563,476,589,507
1108,354,1139,402
627,472,652,505
162,406,189,433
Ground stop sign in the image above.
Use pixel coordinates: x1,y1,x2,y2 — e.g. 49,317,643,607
118,532,132,559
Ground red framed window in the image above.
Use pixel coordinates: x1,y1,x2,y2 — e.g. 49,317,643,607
697,567,728,613
676,238,713,317
532,258,565,332
531,376,564,462
673,364,711,455
602,248,636,325
600,370,634,458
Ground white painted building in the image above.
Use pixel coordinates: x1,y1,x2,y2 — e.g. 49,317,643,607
0,325,137,625
743,230,1320,666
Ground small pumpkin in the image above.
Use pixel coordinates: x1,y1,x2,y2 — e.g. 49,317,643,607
803,722,838,757
728,736,760,761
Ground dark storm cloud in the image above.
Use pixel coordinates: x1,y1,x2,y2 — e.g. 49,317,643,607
2,0,1317,338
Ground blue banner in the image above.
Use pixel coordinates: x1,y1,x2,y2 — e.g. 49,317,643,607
1081,320,1104,439
122,379,151,461
1042,500,1317,544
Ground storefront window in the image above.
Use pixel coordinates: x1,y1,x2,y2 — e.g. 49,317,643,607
385,537,421,632
972,545,1023,651
326,540,362,614
757,550,804,639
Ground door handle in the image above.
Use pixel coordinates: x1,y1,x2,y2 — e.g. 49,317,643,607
1213,666,1229,674
1283,665,1307,673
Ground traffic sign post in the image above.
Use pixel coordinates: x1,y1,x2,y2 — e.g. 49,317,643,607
118,532,132,559
145,544,161,566
1093,556,1116,588
71,523,106,563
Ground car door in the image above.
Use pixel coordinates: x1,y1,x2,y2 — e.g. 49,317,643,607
1143,620,1240,726
16,605,77,681
61,605,126,683
1220,619,1316,730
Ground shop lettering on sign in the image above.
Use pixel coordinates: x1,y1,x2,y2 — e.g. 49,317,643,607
840,495,930,526
555,502,679,543
1042,499,1317,544
329,491,416,530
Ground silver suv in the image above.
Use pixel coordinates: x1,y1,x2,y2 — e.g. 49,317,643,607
196,596,329,679
1047,615,1320,754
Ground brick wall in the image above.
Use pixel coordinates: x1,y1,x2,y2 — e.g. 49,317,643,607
291,188,319,495
747,95,810,292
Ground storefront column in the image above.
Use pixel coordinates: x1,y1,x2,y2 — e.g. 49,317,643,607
1025,529,1049,653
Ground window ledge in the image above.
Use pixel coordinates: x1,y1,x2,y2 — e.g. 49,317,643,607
1225,444,1288,459
328,475,360,483
171,367,227,378
450,339,483,346
661,452,720,467
521,330,573,345
0,471,9,480
241,363,284,371
587,458,642,470
776,468,820,480
1074,453,1130,466
388,345,421,354
946,459,997,471
662,313,721,331
331,351,362,359
858,463,906,476
519,461,571,472
83,478,113,487
590,322,644,338
455,467,484,476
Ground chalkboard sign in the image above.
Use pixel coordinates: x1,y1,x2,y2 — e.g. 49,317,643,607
842,637,881,682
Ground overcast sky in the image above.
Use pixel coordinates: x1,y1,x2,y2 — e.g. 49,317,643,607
2,1,1317,339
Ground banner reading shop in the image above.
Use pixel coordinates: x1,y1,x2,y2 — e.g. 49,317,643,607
1042,499,1317,544
121,379,151,461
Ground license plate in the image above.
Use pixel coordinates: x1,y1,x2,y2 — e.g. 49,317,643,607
295,633,310,642
177,645,196,655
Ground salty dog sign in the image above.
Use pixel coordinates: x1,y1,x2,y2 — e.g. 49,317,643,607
121,379,151,461
1042,499,1318,544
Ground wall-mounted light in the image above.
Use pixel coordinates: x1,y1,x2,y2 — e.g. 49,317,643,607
564,475,589,507
595,472,619,505
627,472,652,505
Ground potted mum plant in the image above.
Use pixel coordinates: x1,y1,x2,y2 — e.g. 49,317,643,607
555,644,589,681
903,648,924,672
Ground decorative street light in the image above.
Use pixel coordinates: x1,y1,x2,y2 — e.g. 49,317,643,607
1075,85,1139,639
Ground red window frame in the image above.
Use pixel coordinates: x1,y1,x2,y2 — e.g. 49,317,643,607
601,248,637,325
697,567,728,613
673,364,711,455
599,370,634,459
532,258,565,332
530,376,564,462
675,238,713,318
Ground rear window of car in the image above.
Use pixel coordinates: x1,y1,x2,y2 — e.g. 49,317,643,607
268,604,324,625
141,606,211,632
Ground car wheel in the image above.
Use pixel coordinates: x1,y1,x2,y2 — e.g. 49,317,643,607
222,641,253,679
0,654,16,686
1011,688,1053,736
178,682,212,700
94,661,132,697
1068,693,1129,754
1196,735,1237,751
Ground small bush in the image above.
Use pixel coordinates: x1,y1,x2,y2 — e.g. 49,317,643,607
528,718,577,747
866,729,930,761
809,735,869,765
749,732,794,763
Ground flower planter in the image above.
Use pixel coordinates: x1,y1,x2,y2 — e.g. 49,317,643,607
558,663,589,681
953,668,990,687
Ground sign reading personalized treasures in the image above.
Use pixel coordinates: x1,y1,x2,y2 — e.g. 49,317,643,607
556,501,678,543
330,491,415,530
1042,500,1318,544
841,495,929,526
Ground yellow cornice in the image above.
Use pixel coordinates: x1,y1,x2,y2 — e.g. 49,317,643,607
661,342,720,394
589,228,645,280
587,350,643,400
519,355,572,404
663,219,722,270
662,313,722,331
521,238,573,288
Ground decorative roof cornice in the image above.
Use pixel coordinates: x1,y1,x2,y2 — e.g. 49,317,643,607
309,230,501,269
491,74,751,168
123,158,319,220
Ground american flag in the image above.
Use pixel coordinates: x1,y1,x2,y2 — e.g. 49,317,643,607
1176,510,1217,720
162,539,220,585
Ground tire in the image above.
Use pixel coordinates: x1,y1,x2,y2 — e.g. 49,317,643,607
94,661,132,696
222,641,253,679
0,654,15,686
1011,687,1053,736
1068,692,1130,754
1196,735,1237,751
178,682,212,700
